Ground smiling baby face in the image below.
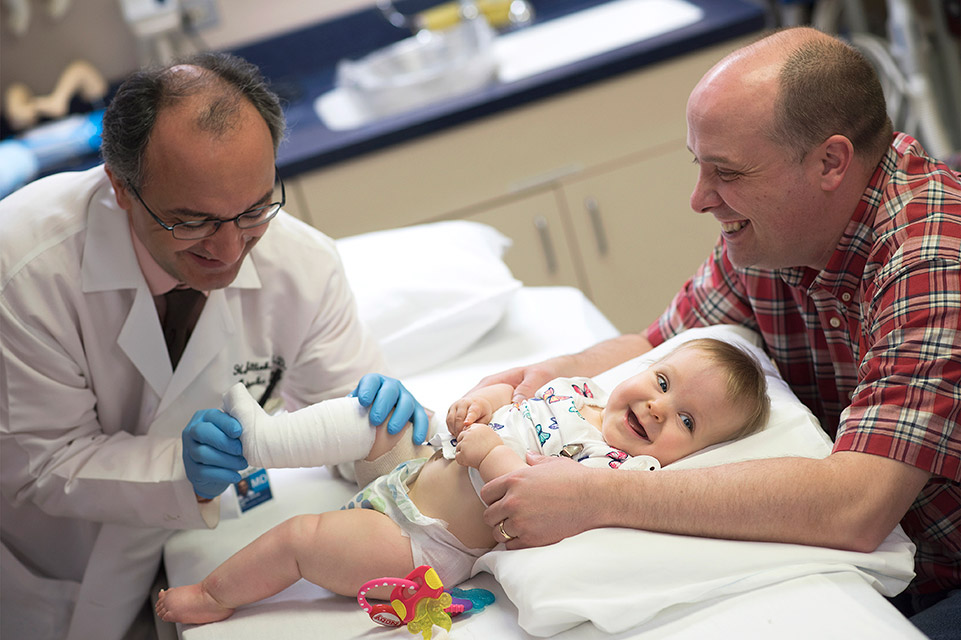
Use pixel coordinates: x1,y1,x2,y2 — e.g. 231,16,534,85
599,343,757,466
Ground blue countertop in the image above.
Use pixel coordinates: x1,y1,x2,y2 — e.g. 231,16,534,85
28,0,765,180
237,0,766,178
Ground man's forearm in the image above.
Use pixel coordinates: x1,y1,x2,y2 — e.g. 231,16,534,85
591,451,929,552
565,333,654,377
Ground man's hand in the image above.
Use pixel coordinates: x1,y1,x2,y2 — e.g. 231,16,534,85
467,358,574,404
469,335,653,403
350,373,429,444
182,409,248,499
480,453,599,548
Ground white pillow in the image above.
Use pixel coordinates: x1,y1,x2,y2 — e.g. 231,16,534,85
473,325,916,636
337,221,522,377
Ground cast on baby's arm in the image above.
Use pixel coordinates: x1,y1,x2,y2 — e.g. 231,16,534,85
156,338,768,624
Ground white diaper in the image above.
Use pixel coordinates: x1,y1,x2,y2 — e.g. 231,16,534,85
342,458,489,587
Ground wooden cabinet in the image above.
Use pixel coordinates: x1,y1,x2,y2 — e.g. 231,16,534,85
450,145,719,333
288,38,750,333
466,189,583,290
558,145,720,332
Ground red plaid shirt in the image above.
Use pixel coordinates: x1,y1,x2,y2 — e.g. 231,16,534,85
647,133,961,594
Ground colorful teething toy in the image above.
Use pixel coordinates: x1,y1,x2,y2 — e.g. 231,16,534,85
357,565,494,638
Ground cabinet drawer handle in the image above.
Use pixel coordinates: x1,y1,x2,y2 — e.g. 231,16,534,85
584,196,609,256
533,215,558,274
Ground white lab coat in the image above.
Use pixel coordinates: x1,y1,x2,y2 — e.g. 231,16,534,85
0,166,386,639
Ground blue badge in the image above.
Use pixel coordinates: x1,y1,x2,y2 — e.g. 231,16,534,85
235,468,272,512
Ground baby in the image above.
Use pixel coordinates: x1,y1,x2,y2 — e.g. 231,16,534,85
157,338,769,624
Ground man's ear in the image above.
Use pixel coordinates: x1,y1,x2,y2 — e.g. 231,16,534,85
103,165,133,211
817,134,855,192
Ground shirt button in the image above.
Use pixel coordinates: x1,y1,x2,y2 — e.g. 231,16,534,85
830,317,842,328
841,292,852,302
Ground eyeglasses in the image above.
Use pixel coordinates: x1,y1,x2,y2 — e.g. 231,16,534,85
129,172,285,240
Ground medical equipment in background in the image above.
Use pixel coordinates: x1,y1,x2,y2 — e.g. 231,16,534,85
0,110,104,198
331,0,534,123
118,0,220,65
0,1,222,197
4,59,107,131
0,60,108,198
2,0,71,36
812,0,960,165
336,9,499,119
377,0,534,32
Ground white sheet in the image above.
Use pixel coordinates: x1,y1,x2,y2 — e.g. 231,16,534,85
167,470,923,640
164,288,923,639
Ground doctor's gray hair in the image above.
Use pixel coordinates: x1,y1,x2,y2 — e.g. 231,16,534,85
100,52,285,190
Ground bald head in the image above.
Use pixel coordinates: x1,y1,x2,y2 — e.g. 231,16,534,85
694,27,891,164
724,26,833,67
155,65,250,142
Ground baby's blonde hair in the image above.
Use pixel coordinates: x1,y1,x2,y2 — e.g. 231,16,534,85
667,338,770,440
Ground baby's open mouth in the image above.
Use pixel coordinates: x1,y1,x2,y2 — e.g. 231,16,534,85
626,409,650,441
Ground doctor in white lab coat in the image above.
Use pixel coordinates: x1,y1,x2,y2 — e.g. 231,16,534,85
0,53,420,640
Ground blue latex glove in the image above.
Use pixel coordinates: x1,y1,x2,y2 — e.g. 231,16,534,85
182,409,248,499
349,373,429,444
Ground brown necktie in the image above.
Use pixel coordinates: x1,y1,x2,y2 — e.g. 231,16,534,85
162,288,205,368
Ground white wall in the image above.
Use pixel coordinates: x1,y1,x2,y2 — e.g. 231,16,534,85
0,0,372,125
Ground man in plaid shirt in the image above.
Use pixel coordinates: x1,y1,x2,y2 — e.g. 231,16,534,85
473,27,960,635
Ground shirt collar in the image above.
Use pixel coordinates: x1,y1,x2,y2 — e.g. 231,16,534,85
129,222,199,296
776,141,898,300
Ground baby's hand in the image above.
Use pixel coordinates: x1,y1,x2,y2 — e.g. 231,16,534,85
454,424,503,468
446,396,494,436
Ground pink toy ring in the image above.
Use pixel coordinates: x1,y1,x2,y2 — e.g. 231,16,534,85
357,577,420,627
357,566,447,627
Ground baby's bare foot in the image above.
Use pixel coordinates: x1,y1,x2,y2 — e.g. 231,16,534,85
156,584,234,624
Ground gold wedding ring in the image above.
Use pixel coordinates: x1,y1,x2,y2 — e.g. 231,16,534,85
498,519,514,542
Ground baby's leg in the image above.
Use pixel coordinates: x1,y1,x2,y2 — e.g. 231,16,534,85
156,508,415,624
224,383,376,468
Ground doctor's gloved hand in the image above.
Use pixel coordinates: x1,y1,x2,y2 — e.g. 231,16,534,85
349,373,429,445
182,409,248,500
